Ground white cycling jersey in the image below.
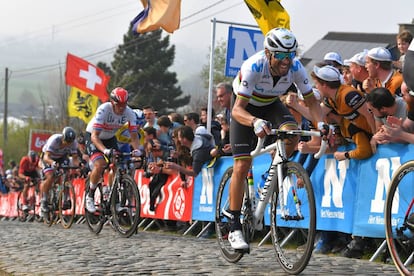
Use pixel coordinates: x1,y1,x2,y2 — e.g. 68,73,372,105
232,50,313,107
42,134,78,160
86,102,138,140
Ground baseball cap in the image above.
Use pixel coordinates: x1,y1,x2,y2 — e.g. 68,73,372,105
367,47,392,62
324,52,343,66
313,65,341,82
344,50,368,67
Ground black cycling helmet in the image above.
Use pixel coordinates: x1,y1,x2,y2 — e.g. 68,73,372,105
62,126,76,143
28,150,37,162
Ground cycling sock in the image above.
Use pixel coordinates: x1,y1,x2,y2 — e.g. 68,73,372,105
88,182,97,197
229,210,242,232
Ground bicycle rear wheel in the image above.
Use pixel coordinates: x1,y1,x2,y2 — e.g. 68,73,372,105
270,161,316,275
215,167,251,263
110,174,141,238
84,179,105,235
385,160,414,276
59,181,76,229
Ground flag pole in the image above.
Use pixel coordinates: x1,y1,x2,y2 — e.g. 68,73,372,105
207,17,217,133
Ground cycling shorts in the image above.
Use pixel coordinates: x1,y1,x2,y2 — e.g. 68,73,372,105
230,98,297,159
84,132,118,161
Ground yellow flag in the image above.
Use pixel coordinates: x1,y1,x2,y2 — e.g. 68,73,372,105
132,0,181,34
244,0,290,35
67,87,99,123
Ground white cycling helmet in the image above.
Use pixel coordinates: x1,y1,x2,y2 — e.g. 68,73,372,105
264,28,298,53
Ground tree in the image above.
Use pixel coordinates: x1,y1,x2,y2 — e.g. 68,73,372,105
200,39,234,89
100,28,189,115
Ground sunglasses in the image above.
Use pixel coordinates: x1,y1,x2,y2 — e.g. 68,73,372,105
273,51,296,60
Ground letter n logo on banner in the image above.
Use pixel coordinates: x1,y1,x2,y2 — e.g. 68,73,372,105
200,167,214,205
225,26,264,77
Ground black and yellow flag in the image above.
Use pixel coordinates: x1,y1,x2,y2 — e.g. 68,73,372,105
244,0,290,35
67,87,99,123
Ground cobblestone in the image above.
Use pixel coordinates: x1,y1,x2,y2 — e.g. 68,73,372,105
0,220,401,275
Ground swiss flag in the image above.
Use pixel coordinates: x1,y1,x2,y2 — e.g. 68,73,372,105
65,53,110,102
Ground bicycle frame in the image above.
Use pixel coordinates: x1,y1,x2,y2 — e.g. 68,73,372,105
250,129,326,230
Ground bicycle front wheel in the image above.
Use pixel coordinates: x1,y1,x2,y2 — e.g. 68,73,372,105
84,179,105,235
110,174,141,238
215,166,249,263
59,181,76,229
270,161,316,275
385,160,414,276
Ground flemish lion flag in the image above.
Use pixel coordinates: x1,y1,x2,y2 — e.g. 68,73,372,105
244,0,290,35
131,0,181,34
67,87,99,123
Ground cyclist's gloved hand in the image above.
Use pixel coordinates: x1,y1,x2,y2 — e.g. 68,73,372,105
132,149,142,157
25,176,31,182
317,122,330,137
253,118,271,135
103,148,112,157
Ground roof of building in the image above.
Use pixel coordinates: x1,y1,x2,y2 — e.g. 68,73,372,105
300,31,399,76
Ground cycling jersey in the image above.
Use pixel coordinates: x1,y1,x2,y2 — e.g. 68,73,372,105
18,156,39,176
86,102,138,140
373,70,403,96
42,134,78,160
232,50,313,106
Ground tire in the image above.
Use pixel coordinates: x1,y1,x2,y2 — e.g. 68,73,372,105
45,187,59,227
270,162,316,275
110,174,141,238
215,167,250,263
16,191,27,222
59,181,76,229
385,160,414,276
84,178,105,235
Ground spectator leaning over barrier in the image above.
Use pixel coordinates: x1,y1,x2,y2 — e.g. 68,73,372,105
312,64,377,259
363,47,403,96
312,64,375,161
165,125,215,177
365,87,407,153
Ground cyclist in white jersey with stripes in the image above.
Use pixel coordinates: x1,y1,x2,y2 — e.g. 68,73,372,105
84,87,141,213
227,28,325,250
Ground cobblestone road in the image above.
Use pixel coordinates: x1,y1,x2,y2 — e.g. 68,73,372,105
0,219,401,275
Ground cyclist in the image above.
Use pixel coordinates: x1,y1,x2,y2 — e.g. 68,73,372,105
40,127,79,216
226,28,325,250
84,87,141,213
18,150,40,211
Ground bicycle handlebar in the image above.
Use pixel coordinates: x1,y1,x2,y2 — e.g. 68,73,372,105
250,129,327,159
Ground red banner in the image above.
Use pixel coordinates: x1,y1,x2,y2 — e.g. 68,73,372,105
29,131,52,153
135,170,193,221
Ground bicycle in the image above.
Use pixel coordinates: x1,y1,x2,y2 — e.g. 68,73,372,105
85,150,141,238
215,128,327,275
384,160,414,275
43,163,78,229
16,177,42,222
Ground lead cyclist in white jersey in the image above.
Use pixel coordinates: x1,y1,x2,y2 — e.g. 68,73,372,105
227,28,326,250
84,87,141,213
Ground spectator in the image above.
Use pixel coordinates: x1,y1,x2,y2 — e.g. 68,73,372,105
363,47,403,96
157,115,175,159
200,107,221,146
311,64,375,258
143,105,159,130
344,50,369,93
168,112,184,128
215,82,233,124
393,30,413,72
366,87,407,153
324,51,344,73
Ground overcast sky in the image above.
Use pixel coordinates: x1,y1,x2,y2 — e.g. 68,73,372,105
1,0,413,87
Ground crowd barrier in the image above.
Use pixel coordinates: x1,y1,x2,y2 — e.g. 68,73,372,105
0,143,413,242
